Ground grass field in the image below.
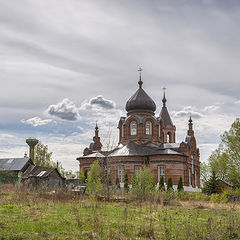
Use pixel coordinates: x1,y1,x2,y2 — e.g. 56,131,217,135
0,186,240,239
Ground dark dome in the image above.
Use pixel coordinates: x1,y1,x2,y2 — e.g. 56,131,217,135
126,80,156,113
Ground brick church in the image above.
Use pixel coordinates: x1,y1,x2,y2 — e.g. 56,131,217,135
77,72,201,191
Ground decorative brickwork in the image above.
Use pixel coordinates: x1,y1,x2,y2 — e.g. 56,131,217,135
77,73,201,190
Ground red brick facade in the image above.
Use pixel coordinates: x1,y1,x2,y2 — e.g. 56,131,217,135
77,76,201,190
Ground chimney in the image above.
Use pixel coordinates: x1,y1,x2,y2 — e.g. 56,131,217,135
26,138,39,161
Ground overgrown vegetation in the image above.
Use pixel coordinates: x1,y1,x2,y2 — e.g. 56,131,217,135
203,118,240,188
131,167,155,200
0,184,240,240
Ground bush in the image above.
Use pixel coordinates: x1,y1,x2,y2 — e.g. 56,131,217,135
131,167,155,200
159,176,165,191
167,177,173,191
202,171,221,194
124,173,129,190
177,176,183,192
86,161,103,198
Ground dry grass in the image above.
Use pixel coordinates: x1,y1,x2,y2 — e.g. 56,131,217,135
0,184,240,239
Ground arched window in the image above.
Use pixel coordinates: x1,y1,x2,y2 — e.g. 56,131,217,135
146,121,152,135
130,121,137,135
167,132,171,143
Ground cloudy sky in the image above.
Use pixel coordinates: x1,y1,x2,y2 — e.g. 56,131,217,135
1,0,240,171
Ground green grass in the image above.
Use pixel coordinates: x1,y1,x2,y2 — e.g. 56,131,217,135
0,187,240,239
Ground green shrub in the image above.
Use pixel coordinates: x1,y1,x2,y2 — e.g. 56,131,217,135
202,171,221,194
131,167,155,200
167,177,173,191
86,161,103,198
124,173,129,190
210,192,228,203
159,176,165,191
177,176,183,192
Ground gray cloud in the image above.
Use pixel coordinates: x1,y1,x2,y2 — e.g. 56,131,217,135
1,0,240,169
89,95,116,109
46,98,79,121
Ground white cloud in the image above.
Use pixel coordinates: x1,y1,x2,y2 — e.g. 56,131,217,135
235,100,240,105
173,106,203,119
21,117,52,127
46,98,80,121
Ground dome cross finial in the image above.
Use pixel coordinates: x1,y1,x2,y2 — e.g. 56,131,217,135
138,67,143,88
162,87,167,107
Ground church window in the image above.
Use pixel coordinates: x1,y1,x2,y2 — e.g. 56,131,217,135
118,166,124,183
130,121,137,135
189,168,191,186
146,121,152,135
167,132,171,143
122,124,124,138
158,165,165,182
134,165,141,174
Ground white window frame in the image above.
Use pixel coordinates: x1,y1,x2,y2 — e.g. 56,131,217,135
145,121,152,135
130,121,137,136
134,166,141,174
158,165,165,182
118,166,124,183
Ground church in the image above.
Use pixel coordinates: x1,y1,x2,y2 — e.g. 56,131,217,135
77,71,201,191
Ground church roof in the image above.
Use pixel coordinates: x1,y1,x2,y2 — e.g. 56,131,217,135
159,91,174,127
80,151,105,158
108,141,183,157
125,78,156,113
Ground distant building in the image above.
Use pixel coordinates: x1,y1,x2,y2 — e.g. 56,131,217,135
0,157,34,183
216,179,233,192
77,72,201,192
21,165,65,187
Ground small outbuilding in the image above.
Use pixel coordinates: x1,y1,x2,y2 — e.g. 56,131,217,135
0,157,34,183
21,165,65,188
216,179,233,191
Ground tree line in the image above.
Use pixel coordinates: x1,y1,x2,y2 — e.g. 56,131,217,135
201,118,240,194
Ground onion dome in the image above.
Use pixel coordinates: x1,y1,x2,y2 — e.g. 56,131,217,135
126,75,156,114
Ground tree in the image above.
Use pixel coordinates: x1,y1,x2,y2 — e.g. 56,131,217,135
131,167,155,199
86,161,103,198
79,171,85,183
63,170,76,179
124,173,129,190
177,176,183,192
208,118,240,188
33,142,67,177
167,177,173,191
200,162,211,186
34,142,52,167
84,169,89,183
202,171,221,195
159,176,165,191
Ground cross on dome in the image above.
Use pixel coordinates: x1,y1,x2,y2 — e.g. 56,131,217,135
138,67,143,88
